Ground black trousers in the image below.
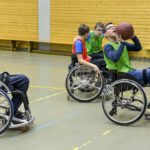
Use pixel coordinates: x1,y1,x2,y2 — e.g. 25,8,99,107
89,51,104,60
90,51,106,70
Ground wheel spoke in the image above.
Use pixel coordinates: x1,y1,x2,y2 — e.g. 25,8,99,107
66,66,104,102
102,79,146,125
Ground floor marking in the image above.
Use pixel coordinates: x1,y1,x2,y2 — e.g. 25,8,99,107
30,85,65,90
72,130,111,150
102,130,111,136
73,148,79,150
73,140,93,150
30,91,66,103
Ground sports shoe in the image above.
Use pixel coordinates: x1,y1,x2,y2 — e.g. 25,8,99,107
15,111,25,119
12,111,25,124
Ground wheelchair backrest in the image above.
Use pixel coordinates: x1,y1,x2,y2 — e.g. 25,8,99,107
71,54,78,66
68,54,79,70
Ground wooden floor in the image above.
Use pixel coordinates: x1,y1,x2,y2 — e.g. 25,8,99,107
0,50,150,150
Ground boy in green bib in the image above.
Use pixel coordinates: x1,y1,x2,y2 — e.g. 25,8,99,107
104,22,150,86
86,22,106,69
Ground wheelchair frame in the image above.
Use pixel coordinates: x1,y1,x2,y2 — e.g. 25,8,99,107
102,70,150,125
0,80,34,134
66,53,108,102
66,64,105,102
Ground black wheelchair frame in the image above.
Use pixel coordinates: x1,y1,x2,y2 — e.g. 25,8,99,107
0,72,34,134
102,70,150,125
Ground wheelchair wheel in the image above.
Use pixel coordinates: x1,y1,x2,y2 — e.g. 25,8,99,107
65,65,104,102
0,89,13,134
102,79,147,125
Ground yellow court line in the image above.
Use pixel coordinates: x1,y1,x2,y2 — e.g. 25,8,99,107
73,148,79,150
102,130,111,136
73,140,93,150
30,85,65,90
31,91,67,104
72,130,111,150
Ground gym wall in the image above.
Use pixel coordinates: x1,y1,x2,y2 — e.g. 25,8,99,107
0,0,150,58
0,0,38,41
51,0,150,58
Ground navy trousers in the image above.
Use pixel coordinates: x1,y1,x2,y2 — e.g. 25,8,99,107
9,74,29,115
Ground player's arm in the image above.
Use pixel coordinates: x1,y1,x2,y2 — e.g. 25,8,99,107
104,43,125,62
75,41,100,74
124,36,142,51
77,54,100,74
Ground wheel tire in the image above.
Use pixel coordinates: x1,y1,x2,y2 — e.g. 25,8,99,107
0,89,13,134
65,66,104,102
102,79,147,126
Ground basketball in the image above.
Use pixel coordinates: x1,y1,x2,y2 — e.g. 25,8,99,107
116,22,134,40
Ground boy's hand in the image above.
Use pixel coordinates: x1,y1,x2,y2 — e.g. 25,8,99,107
115,33,125,42
93,65,100,74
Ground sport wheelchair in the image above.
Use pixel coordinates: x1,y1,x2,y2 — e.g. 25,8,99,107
0,72,34,134
102,70,150,125
66,54,109,102
66,64,105,102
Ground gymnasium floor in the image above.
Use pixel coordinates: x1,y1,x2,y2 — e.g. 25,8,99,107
0,50,150,150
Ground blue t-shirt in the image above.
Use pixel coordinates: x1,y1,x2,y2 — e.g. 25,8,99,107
74,40,83,54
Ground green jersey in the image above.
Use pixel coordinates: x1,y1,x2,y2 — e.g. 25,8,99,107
86,31,104,54
104,42,133,73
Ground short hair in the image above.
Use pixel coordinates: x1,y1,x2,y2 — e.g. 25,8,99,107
105,22,113,28
78,24,90,36
105,22,114,31
94,22,104,29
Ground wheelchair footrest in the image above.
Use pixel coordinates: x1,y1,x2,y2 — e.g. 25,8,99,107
9,115,35,129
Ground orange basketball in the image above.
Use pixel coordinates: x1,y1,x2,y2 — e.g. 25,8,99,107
116,22,134,40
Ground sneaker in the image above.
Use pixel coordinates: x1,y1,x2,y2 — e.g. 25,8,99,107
15,111,25,119
12,111,25,124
